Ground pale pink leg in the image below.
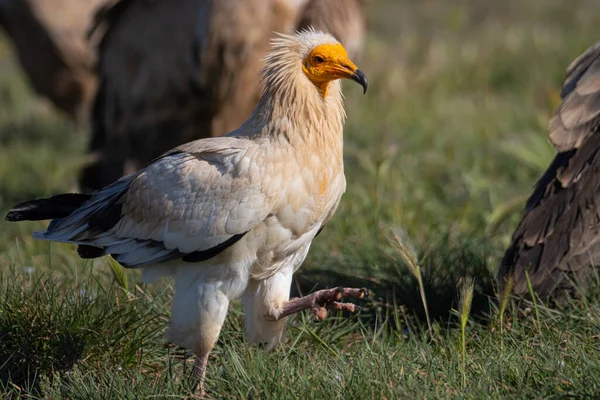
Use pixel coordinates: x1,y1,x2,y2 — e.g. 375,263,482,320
273,287,368,321
192,352,210,398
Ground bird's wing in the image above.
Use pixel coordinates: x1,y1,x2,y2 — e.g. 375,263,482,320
83,0,214,190
501,42,600,296
38,138,273,268
548,41,600,153
0,0,104,118
82,0,300,191
501,134,600,295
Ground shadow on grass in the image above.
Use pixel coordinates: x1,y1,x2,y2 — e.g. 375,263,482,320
0,326,85,393
0,276,88,393
294,234,498,328
0,271,167,395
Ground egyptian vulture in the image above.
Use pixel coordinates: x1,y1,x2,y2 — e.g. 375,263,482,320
0,0,110,120
80,0,366,191
297,0,365,61
6,30,368,395
500,41,600,302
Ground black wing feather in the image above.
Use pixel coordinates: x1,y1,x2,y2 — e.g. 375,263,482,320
5,193,92,221
182,232,247,263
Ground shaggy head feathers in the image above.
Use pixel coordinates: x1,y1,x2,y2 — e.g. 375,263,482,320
260,29,340,95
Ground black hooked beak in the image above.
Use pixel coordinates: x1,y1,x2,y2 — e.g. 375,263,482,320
351,69,368,94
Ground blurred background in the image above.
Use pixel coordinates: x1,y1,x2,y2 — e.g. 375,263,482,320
1,0,600,396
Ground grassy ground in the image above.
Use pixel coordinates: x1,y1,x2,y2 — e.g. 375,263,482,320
1,0,600,398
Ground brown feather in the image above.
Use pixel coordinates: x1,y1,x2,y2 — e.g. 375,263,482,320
0,0,110,120
500,42,600,301
80,0,366,191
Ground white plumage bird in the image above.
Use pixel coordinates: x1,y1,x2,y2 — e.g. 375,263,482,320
6,29,368,395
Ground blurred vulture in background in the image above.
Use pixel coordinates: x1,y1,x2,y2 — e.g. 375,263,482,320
0,0,112,120
500,41,600,303
80,0,366,191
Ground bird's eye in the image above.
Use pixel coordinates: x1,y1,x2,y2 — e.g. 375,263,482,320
313,55,325,64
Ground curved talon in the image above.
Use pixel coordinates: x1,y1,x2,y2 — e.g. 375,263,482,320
334,286,344,300
275,286,367,322
313,306,328,321
328,301,360,313
341,287,368,299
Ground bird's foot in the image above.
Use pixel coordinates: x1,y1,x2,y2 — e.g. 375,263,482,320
276,287,368,321
191,353,209,398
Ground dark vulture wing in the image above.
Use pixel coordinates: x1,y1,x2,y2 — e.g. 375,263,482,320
0,0,108,119
548,41,600,153
80,0,301,192
500,42,600,300
81,0,211,191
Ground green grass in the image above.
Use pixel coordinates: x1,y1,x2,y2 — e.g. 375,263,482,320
2,0,600,398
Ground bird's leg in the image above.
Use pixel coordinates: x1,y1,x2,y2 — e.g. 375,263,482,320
192,352,210,398
273,287,368,321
